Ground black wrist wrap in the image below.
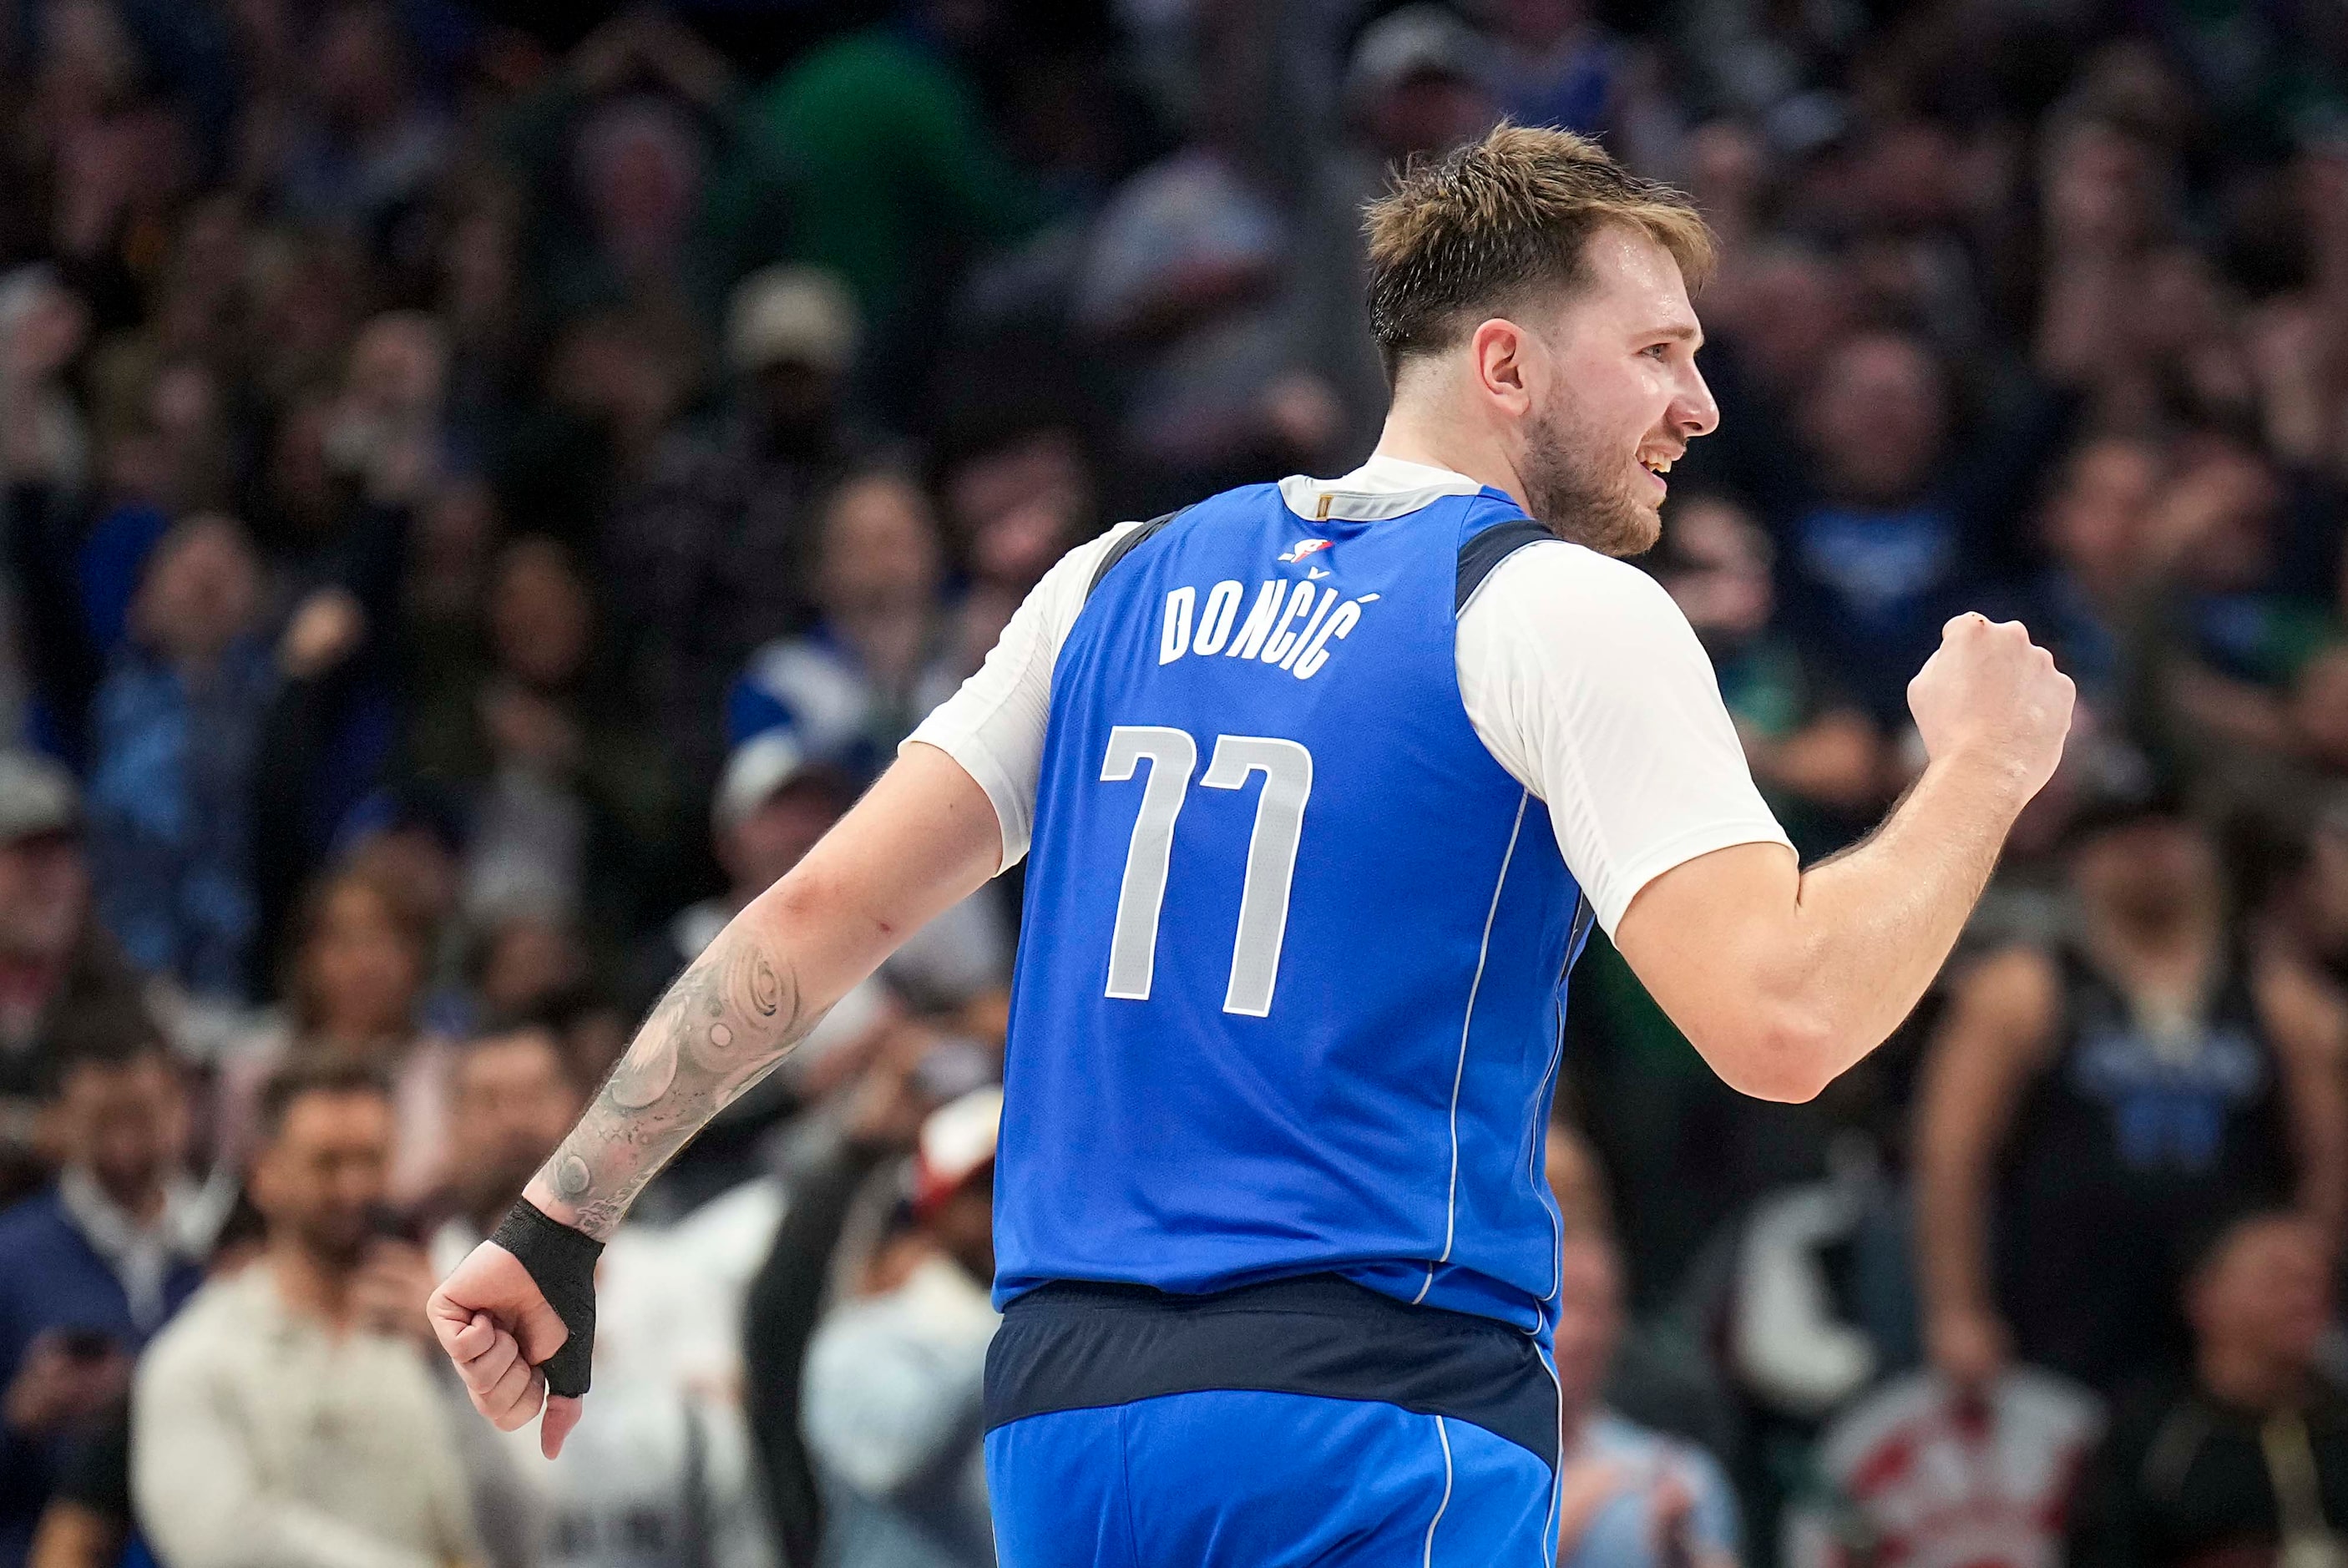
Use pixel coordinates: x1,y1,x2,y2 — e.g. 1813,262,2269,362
490,1198,604,1397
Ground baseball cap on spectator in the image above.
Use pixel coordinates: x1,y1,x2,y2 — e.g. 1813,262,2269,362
1345,4,1491,104
727,266,859,377
910,1085,1002,1220
0,750,80,842
713,730,855,834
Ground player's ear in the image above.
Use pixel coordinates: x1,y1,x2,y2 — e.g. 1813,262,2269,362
1470,317,1531,415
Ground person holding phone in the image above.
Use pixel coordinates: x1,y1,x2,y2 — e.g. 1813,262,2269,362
131,1058,479,1568
0,1013,207,1568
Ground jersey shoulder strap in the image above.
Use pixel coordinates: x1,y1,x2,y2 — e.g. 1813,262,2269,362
1084,508,1187,600
1455,518,1555,615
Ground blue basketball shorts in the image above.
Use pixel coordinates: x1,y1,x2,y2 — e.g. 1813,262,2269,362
982,1276,1560,1566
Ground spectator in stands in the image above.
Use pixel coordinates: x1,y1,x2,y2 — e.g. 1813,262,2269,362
746,3,1049,410
1650,491,1886,858
0,754,143,1208
23,1417,140,1568
2270,793,2348,998
132,1058,479,1568
2069,1210,2348,1566
323,784,473,1034
1915,787,2348,1398
1479,0,1634,141
0,268,97,761
605,265,864,817
1070,18,1333,512
504,8,789,336
628,731,1002,1211
20,0,2348,1551
269,2,451,248
1784,1346,2102,1568
466,907,591,1032
934,412,1096,680
244,402,428,991
727,470,962,779
630,729,855,1024
2024,430,2334,827
84,513,275,1003
1689,242,1855,497
216,867,453,1203
654,731,1006,1029
0,266,91,510
0,1014,209,1568
0,267,91,760
324,311,450,516
802,1085,1004,1568
2145,435,2332,759
2025,435,2165,723
743,1022,945,1567
1546,1120,1612,1237
426,1020,584,1276
414,533,673,938
1292,5,1500,463
424,1021,585,1568
1758,330,2039,726
504,305,701,565
1552,1228,1742,1568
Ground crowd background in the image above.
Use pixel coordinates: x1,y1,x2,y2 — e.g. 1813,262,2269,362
8,0,2348,1564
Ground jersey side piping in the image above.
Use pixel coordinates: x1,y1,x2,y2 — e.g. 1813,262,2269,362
1415,789,1531,1304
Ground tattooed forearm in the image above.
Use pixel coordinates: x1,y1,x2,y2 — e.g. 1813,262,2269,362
529,926,828,1238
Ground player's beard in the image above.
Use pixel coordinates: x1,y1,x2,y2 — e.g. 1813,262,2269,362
1521,398,1662,558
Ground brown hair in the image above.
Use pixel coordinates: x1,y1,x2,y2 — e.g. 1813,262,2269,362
1364,124,1716,381
281,865,431,1034
256,1054,392,1145
46,1000,170,1085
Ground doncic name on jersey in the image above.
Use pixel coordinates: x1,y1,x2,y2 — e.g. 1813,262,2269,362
1154,538,1381,680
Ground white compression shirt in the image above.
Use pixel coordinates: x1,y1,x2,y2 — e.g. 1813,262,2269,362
906,454,1794,938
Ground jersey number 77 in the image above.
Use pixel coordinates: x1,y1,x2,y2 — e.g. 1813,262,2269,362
1098,725,1313,1018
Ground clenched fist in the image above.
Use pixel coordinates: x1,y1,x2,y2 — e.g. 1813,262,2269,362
428,1241,583,1459
1907,614,2075,802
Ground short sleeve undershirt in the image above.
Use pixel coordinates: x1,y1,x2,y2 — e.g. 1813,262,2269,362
907,458,1791,937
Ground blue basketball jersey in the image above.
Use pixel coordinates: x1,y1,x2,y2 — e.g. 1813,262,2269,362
996,477,1595,1335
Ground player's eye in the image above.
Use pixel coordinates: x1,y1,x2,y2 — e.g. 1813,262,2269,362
1642,343,1672,361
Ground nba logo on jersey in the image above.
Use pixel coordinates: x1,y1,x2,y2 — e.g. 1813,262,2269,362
1277,538,1333,564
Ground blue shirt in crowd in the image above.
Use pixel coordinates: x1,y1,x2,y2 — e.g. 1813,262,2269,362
0,1182,205,1568
1563,1411,1743,1568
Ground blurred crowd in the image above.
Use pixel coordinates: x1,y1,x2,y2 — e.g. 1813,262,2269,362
10,0,2348,1565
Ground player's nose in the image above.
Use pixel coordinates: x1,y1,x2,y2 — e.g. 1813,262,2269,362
1673,363,1720,438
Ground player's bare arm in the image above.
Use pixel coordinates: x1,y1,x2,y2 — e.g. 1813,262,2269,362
427,742,1001,1454
535,936,812,1238
1616,611,2076,1103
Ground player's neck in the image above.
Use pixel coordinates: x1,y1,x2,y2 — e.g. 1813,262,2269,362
1370,412,1529,513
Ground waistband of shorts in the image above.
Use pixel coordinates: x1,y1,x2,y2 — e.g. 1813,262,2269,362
983,1273,1559,1466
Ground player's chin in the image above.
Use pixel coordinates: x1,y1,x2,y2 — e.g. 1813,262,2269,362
1592,497,1663,559
1630,502,1663,552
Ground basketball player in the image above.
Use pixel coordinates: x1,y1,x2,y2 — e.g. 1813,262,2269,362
428,124,2073,1563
